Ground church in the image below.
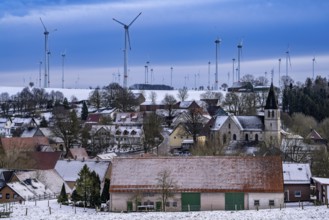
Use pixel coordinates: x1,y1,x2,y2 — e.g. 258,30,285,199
207,83,281,149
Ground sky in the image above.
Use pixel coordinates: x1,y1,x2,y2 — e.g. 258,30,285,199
0,0,329,89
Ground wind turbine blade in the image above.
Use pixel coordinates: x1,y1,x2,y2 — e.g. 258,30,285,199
113,18,126,26
40,17,47,31
128,12,142,27
127,30,132,50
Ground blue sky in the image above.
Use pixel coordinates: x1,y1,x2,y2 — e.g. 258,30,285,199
0,0,328,89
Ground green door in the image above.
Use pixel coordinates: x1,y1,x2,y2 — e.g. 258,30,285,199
225,192,244,210
181,192,200,211
127,201,133,212
156,201,162,211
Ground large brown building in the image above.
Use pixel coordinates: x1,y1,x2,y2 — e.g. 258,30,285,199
110,156,284,212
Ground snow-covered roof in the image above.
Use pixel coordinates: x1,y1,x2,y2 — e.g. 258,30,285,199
235,116,264,131
20,128,37,137
110,156,283,193
97,152,117,161
55,160,110,182
6,182,35,199
15,170,71,195
312,177,329,185
282,163,311,184
211,116,229,130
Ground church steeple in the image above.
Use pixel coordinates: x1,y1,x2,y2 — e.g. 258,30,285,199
265,83,278,110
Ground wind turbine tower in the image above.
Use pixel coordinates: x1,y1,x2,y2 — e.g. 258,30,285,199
312,57,316,80
61,52,66,88
113,12,142,89
38,61,42,88
232,58,235,84
237,41,243,81
214,38,221,90
40,18,56,88
47,51,51,88
207,61,211,89
285,49,291,77
170,67,173,87
278,58,281,87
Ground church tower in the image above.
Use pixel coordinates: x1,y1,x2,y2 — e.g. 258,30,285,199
264,83,281,147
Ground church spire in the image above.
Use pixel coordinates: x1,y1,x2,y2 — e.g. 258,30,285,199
265,83,278,109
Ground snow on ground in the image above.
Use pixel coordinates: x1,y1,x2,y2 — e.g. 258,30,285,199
4,200,329,220
0,86,226,102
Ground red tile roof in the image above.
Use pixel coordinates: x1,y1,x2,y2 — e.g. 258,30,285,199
110,156,283,193
0,137,50,155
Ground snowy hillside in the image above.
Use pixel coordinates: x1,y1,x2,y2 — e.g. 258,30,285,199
0,86,226,102
4,199,328,220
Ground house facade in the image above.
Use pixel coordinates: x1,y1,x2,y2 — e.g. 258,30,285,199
311,177,329,204
283,163,312,202
109,156,284,212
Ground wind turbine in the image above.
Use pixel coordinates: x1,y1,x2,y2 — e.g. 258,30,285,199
278,58,281,87
40,18,56,88
170,67,173,87
285,47,292,77
113,12,142,89
237,40,243,81
61,51,66,88
312,56,316,80
207,61,211,89
47,51,51,88
214,37,221,90
232,58,235,84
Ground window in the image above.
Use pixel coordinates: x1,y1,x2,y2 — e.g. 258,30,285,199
294,191,301,198
166,202,170,207
6,193,10,199
255,134,259,141
272,111,274,118
173,201,177,207
228,123,231,129
223,134,227,144
254,200,260,206
269,200,275,206
233,134,237,140
267,111,270,117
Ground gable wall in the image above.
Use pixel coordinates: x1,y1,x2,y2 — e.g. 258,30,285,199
0,185,23,203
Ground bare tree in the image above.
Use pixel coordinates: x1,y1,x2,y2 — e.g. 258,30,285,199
177,87,189,101
156,169,176,212
290,113,317,138
89,87,102,110
52,107,80,157
162,94,177,126
149,91,157,104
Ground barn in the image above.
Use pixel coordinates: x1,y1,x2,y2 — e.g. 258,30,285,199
109,156,284,212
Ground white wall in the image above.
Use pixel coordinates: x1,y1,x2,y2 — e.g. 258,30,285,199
247,193,284,210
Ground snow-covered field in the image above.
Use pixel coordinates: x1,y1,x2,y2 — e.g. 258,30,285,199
0,86,224,102
3,199,329,220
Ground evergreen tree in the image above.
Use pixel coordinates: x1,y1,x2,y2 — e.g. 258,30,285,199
71,189,80,203
81,101,88,121
75,165,92,207
57,183,68,203
101,178,110,202
90,171,101,207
